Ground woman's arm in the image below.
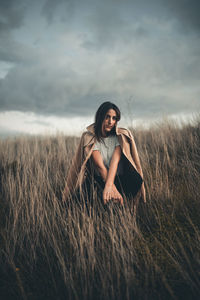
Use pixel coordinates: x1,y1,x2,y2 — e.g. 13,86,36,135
91,150,108,182
103,145,123,204
105,145,121,187
92,146,123,204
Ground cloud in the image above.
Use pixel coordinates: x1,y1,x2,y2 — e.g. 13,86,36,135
41,0,160,51
0,50,113,116
0,0,34,64
0,27,199,119
164,0,200,32
0,0,199,125
0,125,25,138
41,0,75,25
40,0,200,35
0,110,94,137
0,0,25,32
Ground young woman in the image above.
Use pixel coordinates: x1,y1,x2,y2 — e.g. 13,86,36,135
62,102,146,211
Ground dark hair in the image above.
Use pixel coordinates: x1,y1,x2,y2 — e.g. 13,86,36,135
94,102,121,141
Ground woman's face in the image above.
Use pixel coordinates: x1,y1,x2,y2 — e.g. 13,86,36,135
101,109,117,136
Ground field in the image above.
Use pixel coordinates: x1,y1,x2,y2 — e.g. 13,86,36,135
0,117,200,300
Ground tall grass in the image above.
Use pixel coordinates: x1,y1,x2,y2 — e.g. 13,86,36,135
0,117,200,299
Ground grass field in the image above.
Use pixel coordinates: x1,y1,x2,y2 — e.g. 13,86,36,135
0,117,200,299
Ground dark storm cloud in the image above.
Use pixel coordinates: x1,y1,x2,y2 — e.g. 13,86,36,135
0,0,26,32
0,36,37,63
41,0,162,49
124,95,198,119
164,0,200,32
0,0,199,121
0,59,116,117
0,0,32,63
40,0,200,55
41,0,200,33
41,0,75,24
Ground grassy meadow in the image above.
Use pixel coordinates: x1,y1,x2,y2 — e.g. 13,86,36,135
0,117,200,299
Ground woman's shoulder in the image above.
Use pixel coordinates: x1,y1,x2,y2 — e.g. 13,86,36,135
79,130,95,147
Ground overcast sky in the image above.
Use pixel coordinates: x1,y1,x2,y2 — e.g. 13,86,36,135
0,0,200,137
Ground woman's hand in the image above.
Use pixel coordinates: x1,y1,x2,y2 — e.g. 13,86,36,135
112,185,123,205
103,184,123,205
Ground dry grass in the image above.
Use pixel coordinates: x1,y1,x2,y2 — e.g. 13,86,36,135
0,117,200,299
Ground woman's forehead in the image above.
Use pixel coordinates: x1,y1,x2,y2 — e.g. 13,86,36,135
106,109,117,116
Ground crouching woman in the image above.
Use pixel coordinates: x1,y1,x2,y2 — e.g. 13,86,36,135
62,102,146,213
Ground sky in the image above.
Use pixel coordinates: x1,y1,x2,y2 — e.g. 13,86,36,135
0,0,200,137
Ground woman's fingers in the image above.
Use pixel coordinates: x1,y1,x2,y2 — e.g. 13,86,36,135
115,191,123,205
103,192,107,204
103,185,113,204
112,189,124,205
103,191,111,204
103,186,124,206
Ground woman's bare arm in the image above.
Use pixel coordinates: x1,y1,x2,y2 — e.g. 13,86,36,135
92,150,108,182
92,146,123,204
103,145,123,204
105,145,121,187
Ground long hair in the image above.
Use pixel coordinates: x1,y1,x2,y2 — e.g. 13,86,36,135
94,102,121,141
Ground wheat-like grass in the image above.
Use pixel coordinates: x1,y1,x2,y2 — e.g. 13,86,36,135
0,117,200,299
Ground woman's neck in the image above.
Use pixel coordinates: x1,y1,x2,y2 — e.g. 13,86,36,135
102,132,110,138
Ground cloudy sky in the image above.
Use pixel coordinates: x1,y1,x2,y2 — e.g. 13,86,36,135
0,0,199,137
